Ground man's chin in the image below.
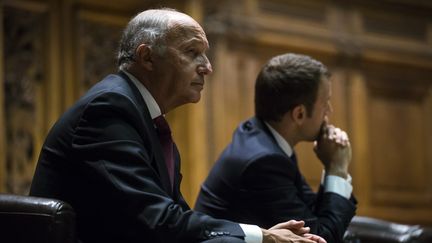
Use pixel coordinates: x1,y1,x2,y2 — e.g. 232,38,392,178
311,130,322,142
188,93,202,104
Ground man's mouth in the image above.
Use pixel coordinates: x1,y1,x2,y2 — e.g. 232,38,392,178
191,81,204,87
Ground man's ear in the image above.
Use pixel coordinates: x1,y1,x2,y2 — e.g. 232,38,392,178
291,105,306,125
135,44,153,70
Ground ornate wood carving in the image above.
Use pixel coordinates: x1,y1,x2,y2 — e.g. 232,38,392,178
77,16,123,95
4,6,45,194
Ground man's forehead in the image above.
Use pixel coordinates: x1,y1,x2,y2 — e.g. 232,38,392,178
167,12,201,31
318,77,331,98
166,20,208,46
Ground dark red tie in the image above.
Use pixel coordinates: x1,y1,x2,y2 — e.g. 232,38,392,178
153,115,174,189
290,152,298,165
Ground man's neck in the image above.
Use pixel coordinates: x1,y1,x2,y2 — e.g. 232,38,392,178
266,119,298,147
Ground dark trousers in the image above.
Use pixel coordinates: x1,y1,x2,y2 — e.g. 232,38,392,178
201,236,246,243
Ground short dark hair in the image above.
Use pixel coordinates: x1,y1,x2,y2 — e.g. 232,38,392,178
255,53,330,122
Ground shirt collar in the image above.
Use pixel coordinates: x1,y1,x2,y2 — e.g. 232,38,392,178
264,121,294,157
122,70,161,119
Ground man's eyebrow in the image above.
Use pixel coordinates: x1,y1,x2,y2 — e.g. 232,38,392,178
180,38,209,49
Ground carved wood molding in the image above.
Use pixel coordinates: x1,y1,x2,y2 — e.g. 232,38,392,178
4,6,46,194
76,10,125,95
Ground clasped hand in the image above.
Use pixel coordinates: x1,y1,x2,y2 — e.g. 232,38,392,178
313,122,352,179
262,220,326,243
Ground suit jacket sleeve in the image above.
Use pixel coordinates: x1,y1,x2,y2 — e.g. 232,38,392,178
241,153,356,243
71,92,244,242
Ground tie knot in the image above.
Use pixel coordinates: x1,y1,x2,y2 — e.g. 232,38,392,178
153,115,171,135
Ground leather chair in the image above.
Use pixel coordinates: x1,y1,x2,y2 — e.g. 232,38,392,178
344,216,432,243
0,193,76,243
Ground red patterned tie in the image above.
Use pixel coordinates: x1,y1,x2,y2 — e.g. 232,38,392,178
153,115,174,190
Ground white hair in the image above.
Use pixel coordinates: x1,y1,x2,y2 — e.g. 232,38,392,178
117,8,178,70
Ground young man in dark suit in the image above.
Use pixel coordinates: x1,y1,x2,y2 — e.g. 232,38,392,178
29,9,325,243
195,53,357,243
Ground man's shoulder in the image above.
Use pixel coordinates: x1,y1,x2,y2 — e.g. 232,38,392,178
235,117,276,146
224,117,283,160
213,117,290,183
87,73,133,96
66,73,148,123
76,73,144,108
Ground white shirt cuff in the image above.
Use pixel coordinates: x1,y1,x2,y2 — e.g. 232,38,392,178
239,223,263,243
321,170,353,199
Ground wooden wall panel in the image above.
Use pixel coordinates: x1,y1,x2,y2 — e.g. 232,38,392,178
206,39,258,163
370,92,428,201
348,64,432,224
354,66,432,224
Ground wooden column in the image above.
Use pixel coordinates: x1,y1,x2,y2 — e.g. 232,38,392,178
0,2,5,192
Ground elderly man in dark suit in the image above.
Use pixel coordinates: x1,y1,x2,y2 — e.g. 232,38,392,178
29,8,326,243
195,53,357,243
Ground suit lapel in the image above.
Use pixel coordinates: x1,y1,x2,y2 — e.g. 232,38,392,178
118,71,173,196
252,117,305,198
172,144,182,200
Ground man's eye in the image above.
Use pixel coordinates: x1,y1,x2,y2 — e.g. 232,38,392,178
187,49,199,57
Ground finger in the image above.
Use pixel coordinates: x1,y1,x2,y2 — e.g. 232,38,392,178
294,226,310,235
333,128,342,141
287,220,305,228
332,128,348,146
340,131,349,146
323,124,332,135
295,235,316,243
327,125,336,140
341,131,348,140
304,233,327,243
302,238,316,243
317,236,327,243
341,132,350,146
269,220,304,230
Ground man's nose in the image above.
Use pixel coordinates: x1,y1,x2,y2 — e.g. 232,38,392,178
198,55,213,75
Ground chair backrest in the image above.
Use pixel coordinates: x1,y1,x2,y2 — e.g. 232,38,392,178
344,216,432,243
0,193,76,243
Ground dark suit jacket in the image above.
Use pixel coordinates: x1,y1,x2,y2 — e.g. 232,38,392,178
195,117,356,243
29,72,244,243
